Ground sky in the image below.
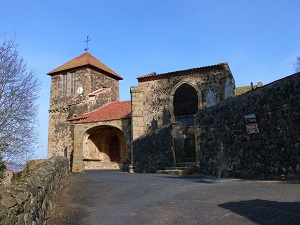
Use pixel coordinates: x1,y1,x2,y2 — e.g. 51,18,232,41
0,0,299,160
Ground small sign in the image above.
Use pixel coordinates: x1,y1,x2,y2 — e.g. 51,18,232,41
244,114,259,134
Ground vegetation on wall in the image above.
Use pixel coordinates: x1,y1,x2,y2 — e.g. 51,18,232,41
295,55,300,72
0,157,6,182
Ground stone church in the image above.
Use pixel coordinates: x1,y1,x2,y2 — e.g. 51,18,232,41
47,52,235,172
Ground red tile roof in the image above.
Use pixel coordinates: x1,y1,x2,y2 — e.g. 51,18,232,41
47,52,123,80
137,62,229,82
68,101,131,123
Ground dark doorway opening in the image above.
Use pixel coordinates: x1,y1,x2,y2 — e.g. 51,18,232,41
174,128,196,163
109,135,120,161
173,83,197,162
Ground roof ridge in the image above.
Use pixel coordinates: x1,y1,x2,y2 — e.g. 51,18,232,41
137,62,229,81
47,52,123,80
156,62,228,75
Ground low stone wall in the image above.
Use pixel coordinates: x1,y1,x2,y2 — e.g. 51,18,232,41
0,156,69,224
133,124,174,173
196,72,300,180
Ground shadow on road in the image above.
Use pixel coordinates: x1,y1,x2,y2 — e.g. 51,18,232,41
159,174,218,184
219,199,300,225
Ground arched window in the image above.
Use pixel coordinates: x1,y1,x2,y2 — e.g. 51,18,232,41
173,83,198,126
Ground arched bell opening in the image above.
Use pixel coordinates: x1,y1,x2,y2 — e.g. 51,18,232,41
173,83,198,126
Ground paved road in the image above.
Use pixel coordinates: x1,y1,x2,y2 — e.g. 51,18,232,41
48,171,300,225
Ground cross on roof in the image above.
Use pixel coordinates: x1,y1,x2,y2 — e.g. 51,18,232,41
84,35,91,52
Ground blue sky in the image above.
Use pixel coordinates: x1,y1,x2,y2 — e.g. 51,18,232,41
0,0,299,159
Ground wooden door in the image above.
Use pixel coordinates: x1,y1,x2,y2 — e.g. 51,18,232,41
109,136,120,161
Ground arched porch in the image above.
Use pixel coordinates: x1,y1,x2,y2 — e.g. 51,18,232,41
82,125,127,170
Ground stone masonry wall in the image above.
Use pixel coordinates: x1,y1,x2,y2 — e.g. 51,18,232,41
196,72,300,180
133,124,174,173
48,110,72,158
0,156,69,224
49,68,119,112
138,71,226,130
131,63,235,140
48,67,119,159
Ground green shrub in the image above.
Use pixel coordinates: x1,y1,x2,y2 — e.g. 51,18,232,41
0,157,6,182
12,171,23,183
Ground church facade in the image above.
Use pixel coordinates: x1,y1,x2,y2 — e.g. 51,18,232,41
47,52,235,172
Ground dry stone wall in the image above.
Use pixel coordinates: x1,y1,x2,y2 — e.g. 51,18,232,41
0,156,69,225
196,72,300,180
133,124,174,173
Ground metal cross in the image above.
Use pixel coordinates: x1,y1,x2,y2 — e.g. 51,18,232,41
84,35,91,52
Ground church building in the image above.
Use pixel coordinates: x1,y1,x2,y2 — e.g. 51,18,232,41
47,52,235,172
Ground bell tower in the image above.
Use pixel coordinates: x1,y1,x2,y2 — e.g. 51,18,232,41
47,52,123,160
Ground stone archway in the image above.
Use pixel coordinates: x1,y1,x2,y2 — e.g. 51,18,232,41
82,125,126,169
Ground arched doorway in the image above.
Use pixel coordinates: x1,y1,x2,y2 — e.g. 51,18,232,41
109,135,120,161
173,83,198,162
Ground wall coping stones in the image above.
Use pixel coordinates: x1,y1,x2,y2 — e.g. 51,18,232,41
0,156,69,224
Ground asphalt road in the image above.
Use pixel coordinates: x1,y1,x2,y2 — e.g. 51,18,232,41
48,170,300,225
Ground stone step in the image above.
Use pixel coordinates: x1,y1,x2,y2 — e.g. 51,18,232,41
165,167,188,170
174,162,197,167
156,162,198,175
156,169,187,175
85,162,122,170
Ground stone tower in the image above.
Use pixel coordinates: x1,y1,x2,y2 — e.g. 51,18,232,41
47,52,123,161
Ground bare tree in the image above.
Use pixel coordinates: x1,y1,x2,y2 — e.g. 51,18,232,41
295,55,300,72
0,35,40,165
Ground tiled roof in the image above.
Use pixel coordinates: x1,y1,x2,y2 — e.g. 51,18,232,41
47,52,123,80
137,62,229,82
68,101,131,123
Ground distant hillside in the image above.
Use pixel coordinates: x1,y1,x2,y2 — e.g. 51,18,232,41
235,82,263,96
